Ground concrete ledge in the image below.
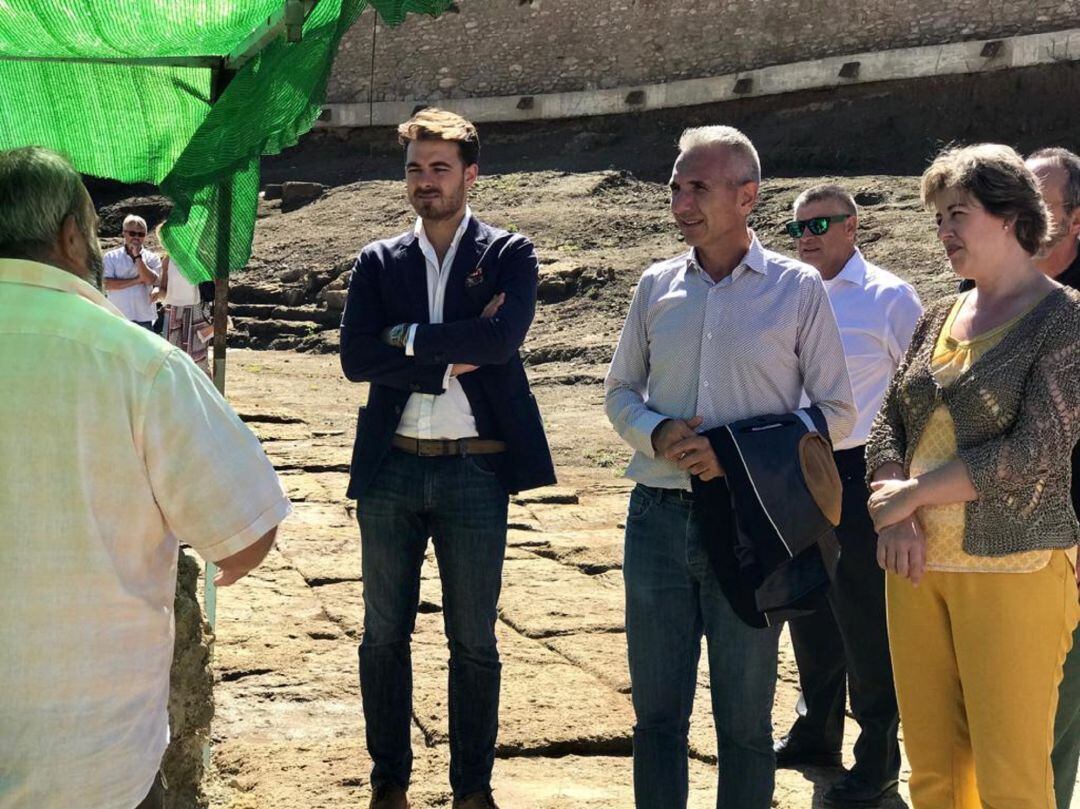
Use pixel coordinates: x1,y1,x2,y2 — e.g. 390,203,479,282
320,27,1080,128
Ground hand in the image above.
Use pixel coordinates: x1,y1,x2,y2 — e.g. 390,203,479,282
651,416,703,456
666,432,725,481
451,363,479,377
868,477,921,531
481,292,505,319
876,517,927,585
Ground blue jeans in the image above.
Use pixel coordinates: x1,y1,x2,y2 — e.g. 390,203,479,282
624,484,781,809
356,448,509,799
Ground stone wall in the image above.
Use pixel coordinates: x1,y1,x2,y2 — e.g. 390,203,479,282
164,551,213,809
328,0,1080,104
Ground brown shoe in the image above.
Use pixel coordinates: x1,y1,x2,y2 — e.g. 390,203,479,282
452,789,499,809
369,783,409,809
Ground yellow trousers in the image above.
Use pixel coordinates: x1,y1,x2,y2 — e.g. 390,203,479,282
887,551,1080,809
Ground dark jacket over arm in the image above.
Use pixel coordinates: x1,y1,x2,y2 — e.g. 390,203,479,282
340,245,448,395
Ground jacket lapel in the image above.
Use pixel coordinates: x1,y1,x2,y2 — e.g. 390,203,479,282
443,218,486,319
395,235,431,325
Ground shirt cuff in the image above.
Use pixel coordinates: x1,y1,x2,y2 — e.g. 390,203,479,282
442,365,453,391
405,324,418,356
630,409,670,459
198,496,293,564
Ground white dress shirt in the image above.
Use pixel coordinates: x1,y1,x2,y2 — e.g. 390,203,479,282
819,249,923,450
103,246,161,322
606,234,856,490
397,208,479,440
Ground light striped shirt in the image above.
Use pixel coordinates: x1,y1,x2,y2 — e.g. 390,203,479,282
605,234,856,490
0,260,291,809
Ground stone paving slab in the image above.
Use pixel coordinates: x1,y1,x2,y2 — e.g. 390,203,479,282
544,630,631,693
491,754,719,808
277,519,360,585
497,556,625,638
525,528,624,573
411,613,635,756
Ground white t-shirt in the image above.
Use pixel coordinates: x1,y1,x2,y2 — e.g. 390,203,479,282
103,246,161,322
163,256,201,307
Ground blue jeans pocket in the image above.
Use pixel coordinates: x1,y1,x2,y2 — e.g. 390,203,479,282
463,453,499,478
627,485,659,521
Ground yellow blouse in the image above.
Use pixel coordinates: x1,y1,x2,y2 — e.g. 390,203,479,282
910,294,1055,572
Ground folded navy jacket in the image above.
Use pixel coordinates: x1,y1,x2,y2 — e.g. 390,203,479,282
690,406,842,628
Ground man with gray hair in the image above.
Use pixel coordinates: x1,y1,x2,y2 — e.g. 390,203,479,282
606,126,855,808
776,183,921,807
1025,147,1080,809
0,146,291,808
103,212,161,328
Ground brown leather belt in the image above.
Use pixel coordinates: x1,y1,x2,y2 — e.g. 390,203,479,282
391,434,507,457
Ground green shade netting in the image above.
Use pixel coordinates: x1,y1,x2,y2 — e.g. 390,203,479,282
0,0,450,283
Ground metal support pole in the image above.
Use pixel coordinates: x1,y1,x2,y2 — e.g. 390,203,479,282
203,64,236,633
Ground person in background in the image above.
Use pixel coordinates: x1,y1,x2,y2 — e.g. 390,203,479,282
0,146,292,809
866,143,1080,808
154,224,211,376
777,183,921,807
103,213,161,329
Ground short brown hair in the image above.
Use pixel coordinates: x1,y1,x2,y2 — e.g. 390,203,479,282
921,143,1048,255
397,107,480,166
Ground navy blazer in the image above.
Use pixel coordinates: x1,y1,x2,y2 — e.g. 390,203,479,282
340,217,556,498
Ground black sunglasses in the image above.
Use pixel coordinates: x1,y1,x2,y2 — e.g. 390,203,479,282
123,229,146,237
784,214,851,238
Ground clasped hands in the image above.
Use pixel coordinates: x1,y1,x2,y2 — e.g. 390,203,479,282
379,292,505,378
652,416,724,482
868,474,927,585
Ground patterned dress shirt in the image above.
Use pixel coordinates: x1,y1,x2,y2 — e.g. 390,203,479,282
606,233,856,490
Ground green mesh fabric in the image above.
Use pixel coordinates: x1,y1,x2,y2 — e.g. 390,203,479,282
0,0,449,282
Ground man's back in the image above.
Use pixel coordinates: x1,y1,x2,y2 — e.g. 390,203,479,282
0,260,289,808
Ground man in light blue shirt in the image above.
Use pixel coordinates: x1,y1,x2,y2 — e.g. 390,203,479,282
605,126,855,809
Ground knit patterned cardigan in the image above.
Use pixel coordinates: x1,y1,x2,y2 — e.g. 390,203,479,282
865,286,1080,556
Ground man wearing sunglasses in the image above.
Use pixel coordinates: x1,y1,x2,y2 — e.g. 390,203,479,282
103,214,162,329
776,184,922,807
606,129,856,809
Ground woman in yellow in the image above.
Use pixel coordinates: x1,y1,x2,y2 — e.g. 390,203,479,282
865,143,1080,808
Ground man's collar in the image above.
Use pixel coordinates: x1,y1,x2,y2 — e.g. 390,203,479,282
0,258,125,317
686,231,767,279
830,248,867,286
1055,241,1080,289
413,206,473,254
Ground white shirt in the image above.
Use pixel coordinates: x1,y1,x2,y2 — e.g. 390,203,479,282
103,246,161,322
0,260,291,809
396,208,478,439
606,234,856,490
818,249,923,450
162,256,200,307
